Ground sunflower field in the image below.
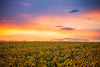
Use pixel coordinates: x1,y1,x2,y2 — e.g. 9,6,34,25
0,42,100,67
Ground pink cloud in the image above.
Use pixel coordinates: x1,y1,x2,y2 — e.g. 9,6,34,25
0,19,14,24
18,2,31,6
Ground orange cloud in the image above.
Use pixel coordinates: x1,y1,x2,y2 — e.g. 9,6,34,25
27,11,100,30
0,11,100,41
0,26,99,41
0,28,68,41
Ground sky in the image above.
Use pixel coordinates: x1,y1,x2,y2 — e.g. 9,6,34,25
0,0,100,41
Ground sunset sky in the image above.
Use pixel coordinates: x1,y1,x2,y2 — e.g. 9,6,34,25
0,0,100,41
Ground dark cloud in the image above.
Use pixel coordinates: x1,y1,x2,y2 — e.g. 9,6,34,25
55,25,63,27
61,27,75,30
69,9,79,13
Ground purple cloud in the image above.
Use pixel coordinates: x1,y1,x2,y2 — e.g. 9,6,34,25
51,38,89,42
87,18,91,20
55,25,63,27
61,27,75,30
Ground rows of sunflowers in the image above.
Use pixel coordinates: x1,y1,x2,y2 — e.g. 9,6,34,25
0,42,100,67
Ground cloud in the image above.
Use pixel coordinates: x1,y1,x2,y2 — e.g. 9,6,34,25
18,2,31,6
55,25,63,27
92,35,100,40
61,27,75,30
87,18,91,20
69,9,79,13
93,37,100,40
70,39,89,41
51,38,89,41
0,19,14,24
21,13,33,18
0,18,22,25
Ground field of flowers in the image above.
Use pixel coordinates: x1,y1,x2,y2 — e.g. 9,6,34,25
0,42,100,67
